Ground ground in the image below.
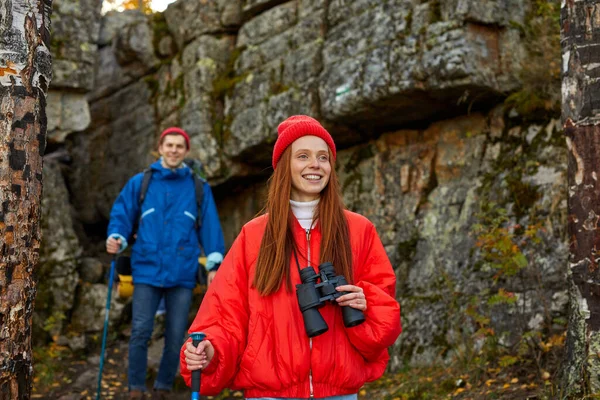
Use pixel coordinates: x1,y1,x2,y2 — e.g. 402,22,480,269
31,337,560,400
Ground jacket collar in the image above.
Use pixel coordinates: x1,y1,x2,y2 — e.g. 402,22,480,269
150,159,191,180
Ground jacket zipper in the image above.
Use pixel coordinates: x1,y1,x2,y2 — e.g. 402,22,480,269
306,228,314,398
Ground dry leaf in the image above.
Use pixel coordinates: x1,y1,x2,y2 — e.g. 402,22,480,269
542,371,551,380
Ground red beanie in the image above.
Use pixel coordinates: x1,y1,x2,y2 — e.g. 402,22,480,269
272,115,336,169
160,127,190,149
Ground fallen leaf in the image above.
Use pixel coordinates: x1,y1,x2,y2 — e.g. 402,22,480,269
542,371,551,380
485,379,496,387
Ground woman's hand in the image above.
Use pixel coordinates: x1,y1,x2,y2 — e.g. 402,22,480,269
184,339,215,371
335,285,367,311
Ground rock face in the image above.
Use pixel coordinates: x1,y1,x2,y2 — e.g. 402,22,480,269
41,0,565,369
36,161,82,342
48,0,103,143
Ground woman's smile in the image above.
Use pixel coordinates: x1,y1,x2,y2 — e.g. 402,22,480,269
303,174,323,181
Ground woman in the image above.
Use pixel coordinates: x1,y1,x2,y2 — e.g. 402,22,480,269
180,115,401,399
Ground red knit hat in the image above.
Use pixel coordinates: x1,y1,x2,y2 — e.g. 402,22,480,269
272,115,336,169
159,127,190,149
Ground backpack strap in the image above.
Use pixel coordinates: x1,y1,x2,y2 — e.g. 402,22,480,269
193,174,205,230
139,169,153,207
130,169,152,241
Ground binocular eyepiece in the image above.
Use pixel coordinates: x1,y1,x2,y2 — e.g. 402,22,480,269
296,262,365,338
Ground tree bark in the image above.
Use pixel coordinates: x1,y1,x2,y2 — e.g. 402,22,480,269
562,0,600,396
0,0,52,398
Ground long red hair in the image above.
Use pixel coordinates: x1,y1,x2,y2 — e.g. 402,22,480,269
253,147,353,296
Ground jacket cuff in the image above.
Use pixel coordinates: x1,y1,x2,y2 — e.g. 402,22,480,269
204,252,223,271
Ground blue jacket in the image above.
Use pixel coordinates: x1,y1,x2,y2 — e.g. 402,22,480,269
107,160,226,289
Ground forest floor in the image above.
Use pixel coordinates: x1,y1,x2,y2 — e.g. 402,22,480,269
31,335,562,400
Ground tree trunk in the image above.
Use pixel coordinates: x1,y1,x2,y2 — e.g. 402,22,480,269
562,0,600,396
0,0,52,398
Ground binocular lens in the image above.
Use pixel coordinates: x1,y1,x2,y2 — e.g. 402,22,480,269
342,305,366,327
302,307,329,337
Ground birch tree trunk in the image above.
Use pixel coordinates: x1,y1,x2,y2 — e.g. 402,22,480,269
562,0,600,396
0,0,52,398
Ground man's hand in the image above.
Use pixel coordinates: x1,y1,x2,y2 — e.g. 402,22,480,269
207,271,217,286
106,237,122,254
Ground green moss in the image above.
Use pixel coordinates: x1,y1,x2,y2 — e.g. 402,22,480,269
503,0,560,121
173,73,186,108
269,81,290,96
405,9,413,32
397,235,419,262
150,12,172,60
212,113,233,146
478,130,541,219
210,47,246,146
143,75,160,100
429,0,442,23
211,47,245,101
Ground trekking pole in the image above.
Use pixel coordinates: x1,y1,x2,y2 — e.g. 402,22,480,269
96,255,117,400
190,332,206,400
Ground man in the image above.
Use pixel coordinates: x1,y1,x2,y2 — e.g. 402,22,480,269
106,127,225,399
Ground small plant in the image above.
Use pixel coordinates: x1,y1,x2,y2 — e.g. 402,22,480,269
472,205,543,281
461,201,565,386
32,343,72,392
43,311,67,335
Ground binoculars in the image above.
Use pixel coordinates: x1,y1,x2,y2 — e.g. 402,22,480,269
296,262,365,337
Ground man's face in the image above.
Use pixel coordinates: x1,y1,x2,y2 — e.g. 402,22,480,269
158,134,189,169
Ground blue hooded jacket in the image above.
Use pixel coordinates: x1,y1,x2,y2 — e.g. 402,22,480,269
107,160,225,289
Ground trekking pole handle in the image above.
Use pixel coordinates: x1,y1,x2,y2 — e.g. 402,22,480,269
190,332,206,400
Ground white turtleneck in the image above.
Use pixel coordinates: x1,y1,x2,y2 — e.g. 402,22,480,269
290,198,319,230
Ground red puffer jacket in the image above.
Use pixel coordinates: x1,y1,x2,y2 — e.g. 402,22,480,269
180,211,401,398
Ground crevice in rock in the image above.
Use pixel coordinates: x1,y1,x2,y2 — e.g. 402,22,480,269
242,0,290,21
416,146,438,216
